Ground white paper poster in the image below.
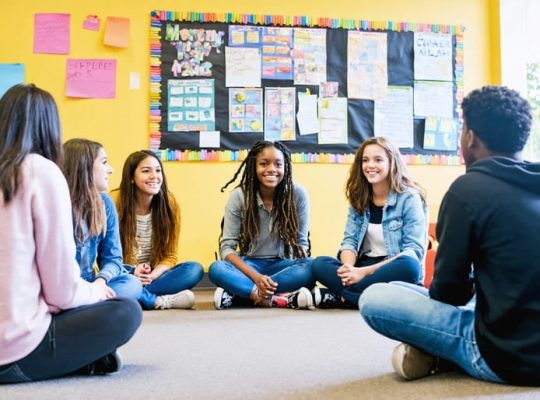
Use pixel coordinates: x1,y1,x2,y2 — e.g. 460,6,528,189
225,47,261,87
199,131,220,148
318,97,348,144
297,93,318,135
414,80,454,119
374,86,413,148
414,32,453,81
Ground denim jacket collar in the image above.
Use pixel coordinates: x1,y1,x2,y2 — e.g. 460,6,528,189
385,189,398,208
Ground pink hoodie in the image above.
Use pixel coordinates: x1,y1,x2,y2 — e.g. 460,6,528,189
0,154,106,365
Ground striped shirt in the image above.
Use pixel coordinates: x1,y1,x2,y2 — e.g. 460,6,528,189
135,213,153,264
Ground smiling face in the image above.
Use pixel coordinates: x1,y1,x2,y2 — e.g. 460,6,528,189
255,146,285,191
133,155,163,197
361,144,390,188
93,147,113,192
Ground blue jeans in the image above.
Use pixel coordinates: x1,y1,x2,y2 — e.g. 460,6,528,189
126,262,204,310
208,257,315,298
312,255,421,307
359,281,505,383
107,273,142,301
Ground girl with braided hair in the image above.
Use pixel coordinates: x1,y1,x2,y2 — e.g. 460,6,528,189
209,140,314,309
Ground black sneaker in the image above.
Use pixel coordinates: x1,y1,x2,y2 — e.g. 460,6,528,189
214,287,234,310
77,350,122,375
312,287,347,309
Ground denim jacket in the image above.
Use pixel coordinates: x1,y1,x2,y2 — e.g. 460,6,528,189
76,193,126,283
339,188,427,268
220,182,310,259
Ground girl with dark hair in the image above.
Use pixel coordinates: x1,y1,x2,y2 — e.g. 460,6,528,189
311,136,427,309
0,84,141,383
111,150,203,310
62,138,142,301
208,140,314,310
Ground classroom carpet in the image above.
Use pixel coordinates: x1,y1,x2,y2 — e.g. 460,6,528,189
2,290,539,400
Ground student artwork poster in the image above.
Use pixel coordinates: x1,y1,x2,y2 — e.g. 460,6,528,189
264,87,296,141
347,31,387,100
292,28,326,85
228,25,293,80
228,25,261,47
229,88,263,133
167,79,215,132
261,27,293,80
423,116,458,151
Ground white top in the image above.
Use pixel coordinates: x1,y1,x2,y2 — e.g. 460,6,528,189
361,223,388,257
135,213,152,264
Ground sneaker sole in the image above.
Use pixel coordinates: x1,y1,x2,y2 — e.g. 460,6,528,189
213,287,225,310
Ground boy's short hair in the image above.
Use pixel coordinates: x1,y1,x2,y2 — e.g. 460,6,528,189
461,85,532,153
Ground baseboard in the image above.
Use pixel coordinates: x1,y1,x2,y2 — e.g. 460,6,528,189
194,273,216,291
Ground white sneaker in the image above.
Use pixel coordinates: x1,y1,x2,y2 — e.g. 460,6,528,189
156,290,195,309
391,343,436,380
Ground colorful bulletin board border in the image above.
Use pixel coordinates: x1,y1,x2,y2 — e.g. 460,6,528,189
150,10,464,165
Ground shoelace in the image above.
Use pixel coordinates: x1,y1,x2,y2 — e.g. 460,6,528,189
222,294,233,307
159,296,172,309
286,292,298,308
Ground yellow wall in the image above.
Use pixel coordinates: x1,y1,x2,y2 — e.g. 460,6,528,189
1,0,500,268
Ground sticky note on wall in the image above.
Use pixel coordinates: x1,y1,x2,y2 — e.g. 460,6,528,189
104,16,129,48
33,13,70,54
83,15,100,31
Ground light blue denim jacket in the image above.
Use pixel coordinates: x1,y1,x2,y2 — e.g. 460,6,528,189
220,182,310,259
76,193,126,283
339,188,427,268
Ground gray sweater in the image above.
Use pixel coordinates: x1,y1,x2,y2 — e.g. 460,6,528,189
220,182,309,259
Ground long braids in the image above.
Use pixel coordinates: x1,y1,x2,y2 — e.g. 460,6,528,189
221,141,305,259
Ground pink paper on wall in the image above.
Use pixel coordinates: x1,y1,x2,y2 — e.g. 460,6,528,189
66,59,116,99
104,17,130,48
83,15,100,31
33,13,70,54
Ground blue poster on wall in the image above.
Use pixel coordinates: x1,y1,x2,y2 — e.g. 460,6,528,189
0,63,25,98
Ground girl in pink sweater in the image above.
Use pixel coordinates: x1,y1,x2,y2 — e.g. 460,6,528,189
0,84,142,383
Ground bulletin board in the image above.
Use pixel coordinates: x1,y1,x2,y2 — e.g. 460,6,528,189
150,11,464,164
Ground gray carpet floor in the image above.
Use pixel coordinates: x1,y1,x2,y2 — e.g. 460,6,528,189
2,291,539,400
